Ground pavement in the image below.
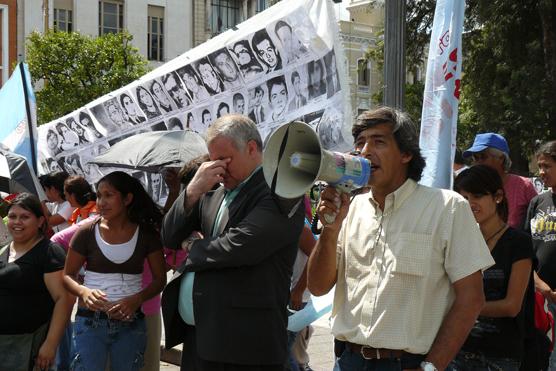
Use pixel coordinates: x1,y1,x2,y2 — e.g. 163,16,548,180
159,315,336,370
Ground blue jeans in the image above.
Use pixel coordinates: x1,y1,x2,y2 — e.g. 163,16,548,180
447,351,520,371
336,345,425,371
55,322,73,371
70,311,146,371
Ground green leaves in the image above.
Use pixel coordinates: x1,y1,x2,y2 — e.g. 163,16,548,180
26,30,150,125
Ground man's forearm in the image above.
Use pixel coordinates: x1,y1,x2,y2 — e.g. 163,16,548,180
307,226,338,296
425,290,484,369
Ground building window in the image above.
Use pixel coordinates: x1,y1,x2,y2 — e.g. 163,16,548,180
53,9,73,32
357,58,370,86
210,0,240,35
99,0,123,35
148,6,164,61
256,0,269,12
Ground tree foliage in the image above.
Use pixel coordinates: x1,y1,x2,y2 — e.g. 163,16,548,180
368,0,556,173
26,30,150,125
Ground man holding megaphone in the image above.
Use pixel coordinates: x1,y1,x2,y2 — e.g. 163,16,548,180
306,107,495,371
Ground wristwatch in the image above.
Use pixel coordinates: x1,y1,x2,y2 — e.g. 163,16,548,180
420,361,438,371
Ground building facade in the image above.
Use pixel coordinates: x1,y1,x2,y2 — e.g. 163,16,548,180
339,0,383,117
0,0,271,87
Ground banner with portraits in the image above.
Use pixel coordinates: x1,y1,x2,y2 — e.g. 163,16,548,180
36,0,351,203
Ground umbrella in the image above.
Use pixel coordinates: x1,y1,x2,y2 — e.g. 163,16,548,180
0,149,46,199
90,130,208,172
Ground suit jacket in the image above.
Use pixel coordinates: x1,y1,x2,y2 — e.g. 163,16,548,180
288,94,307,112
161,169,304,365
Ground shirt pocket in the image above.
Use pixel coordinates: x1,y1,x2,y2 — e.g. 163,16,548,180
389,232,433,277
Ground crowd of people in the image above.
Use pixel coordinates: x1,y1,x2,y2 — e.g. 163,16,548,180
0,108,555,371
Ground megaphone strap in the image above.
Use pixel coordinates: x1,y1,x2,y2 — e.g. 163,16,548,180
270,125,291,197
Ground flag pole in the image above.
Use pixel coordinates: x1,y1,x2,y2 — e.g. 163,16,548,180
18,62,37,174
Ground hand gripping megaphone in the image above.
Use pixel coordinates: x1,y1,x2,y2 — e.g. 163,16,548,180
263,121,371,223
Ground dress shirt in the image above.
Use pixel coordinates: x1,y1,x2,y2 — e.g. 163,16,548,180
332,179,494,354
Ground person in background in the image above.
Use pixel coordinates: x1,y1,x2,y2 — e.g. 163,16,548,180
463,133,537,229
0,193,71,371
453,148,468,177
526,140,556,369
40,171,75,233
449,165,534,370
63,171,166,370
64,176,98,225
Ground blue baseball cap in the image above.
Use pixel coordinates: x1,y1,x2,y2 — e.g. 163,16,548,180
463,133,509,158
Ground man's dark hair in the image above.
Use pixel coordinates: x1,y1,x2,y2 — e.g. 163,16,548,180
536,140,556,162
352,107,426,181
266,76,287,99
233,93,244,105
252,29,279,67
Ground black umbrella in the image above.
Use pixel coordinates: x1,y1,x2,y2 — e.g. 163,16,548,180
90,130,208,172
0,149,46,198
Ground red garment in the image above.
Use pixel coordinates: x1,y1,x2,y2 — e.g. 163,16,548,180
68,201,97,225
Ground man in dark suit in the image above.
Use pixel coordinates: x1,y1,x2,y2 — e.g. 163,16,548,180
288,71,307,112
161,114,305,370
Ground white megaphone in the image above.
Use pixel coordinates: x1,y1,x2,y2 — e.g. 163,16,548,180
263,121,371,223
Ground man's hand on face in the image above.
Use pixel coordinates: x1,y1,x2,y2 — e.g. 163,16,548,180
186,158,231,202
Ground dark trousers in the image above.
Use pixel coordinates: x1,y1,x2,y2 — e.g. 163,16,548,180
180,324,284,371
335,340,425,371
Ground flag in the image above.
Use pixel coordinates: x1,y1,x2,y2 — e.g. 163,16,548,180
0,63,38,172
418,0,465,189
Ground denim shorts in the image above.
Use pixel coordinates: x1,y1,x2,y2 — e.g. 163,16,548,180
71,310,146,371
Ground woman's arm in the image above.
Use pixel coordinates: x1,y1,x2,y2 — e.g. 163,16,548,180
35,270,73,370
63,248,108,310
534,271,556,302
106,249,167,320
481,259,532,317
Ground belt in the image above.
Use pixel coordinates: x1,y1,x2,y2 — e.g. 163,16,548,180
344,341,412,360
76,308,144,320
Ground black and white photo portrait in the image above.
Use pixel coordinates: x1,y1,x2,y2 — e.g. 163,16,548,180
229,40,264,81
266,76,288,123
64,153,85,175
177,65,211,103
251,29,282,73
247,85,268,124
44,158,65,173
135,85,162,120
119,92,147,125
56,121,80,151
149,79,176,114
209,48,243,90
45,128,62,157
273,20,309,65
216,102,231,118
288,70,308,112
66,117,90,145
147,172,167,205
163,72,191,109
307,59,327,100
324,49,341,97
78,111,104,139
196,107,214,130
104,98,134,129
184,112,196,130
194,58,225,96
232,93,246,115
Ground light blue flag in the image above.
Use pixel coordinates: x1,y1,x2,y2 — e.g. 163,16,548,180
419,0,465,189
0,63,38,172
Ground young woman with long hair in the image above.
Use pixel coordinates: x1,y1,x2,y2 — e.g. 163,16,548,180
449,165,534,370
63,171,166,370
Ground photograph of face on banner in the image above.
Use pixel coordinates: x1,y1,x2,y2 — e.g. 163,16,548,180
307,58,327,101
209,48,244,91
247,84,269,125
251,28,283,74
231,91,248,115
118,92,147,126
215,98,233,119
194,57,226,96
271,19,311,66
146,78,178,114
176,65,211,103
194,106,215,132
90,99,125,133
55,121,80,152
286,69,309,113
324,49,341,98
184,111,197,130
266,75,289,124
65,117,91,145
228,40,265,82
135,85,162,120
162,71,192,110
317,106,347,151
77,111,104,139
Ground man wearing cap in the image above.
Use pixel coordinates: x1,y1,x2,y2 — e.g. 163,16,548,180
463,133,537,229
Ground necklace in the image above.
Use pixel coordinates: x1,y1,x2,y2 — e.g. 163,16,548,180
485,223,507,243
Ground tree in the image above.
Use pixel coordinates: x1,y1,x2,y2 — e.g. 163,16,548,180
26,30,150,125
368,1,556,173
